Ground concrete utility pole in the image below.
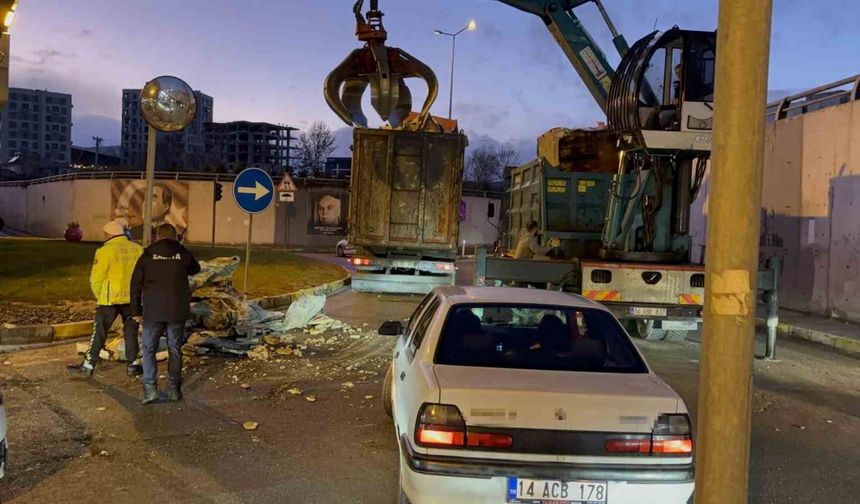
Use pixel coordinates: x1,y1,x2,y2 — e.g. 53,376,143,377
695,1,773,503
92,136,103,169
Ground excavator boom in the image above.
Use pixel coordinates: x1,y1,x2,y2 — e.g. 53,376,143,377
494,0,628,114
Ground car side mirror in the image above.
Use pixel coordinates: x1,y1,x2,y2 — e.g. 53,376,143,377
378,321,403,336
487,202,496,219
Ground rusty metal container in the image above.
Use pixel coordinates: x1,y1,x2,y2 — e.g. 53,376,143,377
349,127,467,257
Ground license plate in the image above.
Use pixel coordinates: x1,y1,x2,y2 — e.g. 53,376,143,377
507,478,608,503
630,306,668,317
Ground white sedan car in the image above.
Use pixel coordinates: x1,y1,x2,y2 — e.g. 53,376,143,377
380,286,694,504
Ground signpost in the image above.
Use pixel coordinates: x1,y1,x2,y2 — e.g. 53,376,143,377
139,76,197,247
277,173,298,246
233,168,275,298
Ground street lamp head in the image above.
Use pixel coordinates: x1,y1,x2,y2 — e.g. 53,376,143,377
467,19,477,31
434,29,444,35
2,0,18,31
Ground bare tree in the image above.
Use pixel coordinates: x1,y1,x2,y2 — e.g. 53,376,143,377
466,143,519,189
297,121,337,176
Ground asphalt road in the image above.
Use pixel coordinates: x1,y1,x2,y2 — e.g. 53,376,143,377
0,279,858,502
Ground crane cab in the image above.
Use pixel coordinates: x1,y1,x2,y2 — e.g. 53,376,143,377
608,28,716,153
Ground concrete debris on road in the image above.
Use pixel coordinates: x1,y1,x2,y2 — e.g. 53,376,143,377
282,295,327,331
243,421,259,431
305,395,317,402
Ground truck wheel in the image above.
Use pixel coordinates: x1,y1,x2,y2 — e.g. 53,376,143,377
631,320,667,341
663,330,689,342
383,365,394,418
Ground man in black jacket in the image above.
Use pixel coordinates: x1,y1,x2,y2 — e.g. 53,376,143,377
131,224,201,404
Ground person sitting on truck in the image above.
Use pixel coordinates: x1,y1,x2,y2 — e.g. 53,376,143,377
514,221,558,260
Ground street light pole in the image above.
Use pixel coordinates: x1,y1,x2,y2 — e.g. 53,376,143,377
435,20,476,120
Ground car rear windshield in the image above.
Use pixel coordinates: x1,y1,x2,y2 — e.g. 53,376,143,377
434,304,648,374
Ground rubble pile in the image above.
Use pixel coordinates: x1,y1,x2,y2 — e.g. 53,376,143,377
87,257,378,363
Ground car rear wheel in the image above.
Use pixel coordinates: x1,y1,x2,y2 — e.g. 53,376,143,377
336,245,345,257
382,365,393,418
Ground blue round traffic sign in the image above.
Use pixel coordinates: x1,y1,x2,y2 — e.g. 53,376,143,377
233,168,275,214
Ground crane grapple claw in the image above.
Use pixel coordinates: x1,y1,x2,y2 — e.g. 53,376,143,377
324,0,438,129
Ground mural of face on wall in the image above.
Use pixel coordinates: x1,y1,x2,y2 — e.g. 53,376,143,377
112,180,188,240
316,194,342,227
308,188,348,235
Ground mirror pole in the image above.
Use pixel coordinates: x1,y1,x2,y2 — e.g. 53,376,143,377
142,126,157,247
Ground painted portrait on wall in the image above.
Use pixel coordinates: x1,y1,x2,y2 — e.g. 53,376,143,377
111,180,189,240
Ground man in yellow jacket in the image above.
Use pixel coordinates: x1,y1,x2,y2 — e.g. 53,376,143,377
68,221,143,377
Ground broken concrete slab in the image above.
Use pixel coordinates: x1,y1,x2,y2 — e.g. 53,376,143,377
281,295,326,331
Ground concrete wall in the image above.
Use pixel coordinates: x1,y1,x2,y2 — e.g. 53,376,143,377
0,186,27,229
186,180,277,246
459,196,502,248
694,99,860,322
0,177,347,248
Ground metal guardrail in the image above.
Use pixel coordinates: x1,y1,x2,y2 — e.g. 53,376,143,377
0,171,352,188
766,74,860,121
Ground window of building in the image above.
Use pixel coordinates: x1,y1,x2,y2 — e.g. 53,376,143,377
21,141,29,148
7,140,16,148
10,92,18,100
22,103,29,110
9,121,16,128
9,102,16,110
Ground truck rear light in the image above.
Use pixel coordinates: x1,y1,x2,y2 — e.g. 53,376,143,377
434,263,454,272
415,403,512,449
353,257,371,266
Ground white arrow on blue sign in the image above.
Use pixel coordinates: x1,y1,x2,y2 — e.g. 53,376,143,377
233,168,275,214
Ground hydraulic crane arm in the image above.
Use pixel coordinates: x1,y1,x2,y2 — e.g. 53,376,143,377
494,0,628,115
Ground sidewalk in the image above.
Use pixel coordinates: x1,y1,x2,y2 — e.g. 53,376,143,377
756,306,860,358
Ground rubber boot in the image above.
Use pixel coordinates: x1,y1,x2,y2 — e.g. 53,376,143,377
127,364,143,377
141,383,159,405
166,382,183,402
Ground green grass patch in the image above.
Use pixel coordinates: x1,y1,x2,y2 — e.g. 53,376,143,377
0,239,346,304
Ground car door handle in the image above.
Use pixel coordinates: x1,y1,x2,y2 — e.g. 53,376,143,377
400,372,406,381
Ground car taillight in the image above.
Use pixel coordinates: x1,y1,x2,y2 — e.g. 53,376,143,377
415,403,512,449
353,257,371,266
434,263,454,272
605,414,693,456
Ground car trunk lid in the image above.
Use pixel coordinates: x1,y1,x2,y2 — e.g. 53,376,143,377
435,365,679,433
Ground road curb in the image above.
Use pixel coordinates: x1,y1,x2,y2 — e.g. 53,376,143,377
755,317,860,358
1,272,352,346
256,273,352,310
52,321,94,340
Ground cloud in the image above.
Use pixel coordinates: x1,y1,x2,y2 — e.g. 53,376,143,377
77,29,94,38
456,102,511,132
12,48,75,66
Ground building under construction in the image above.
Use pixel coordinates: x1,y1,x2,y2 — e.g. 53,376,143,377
205,121,297,174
